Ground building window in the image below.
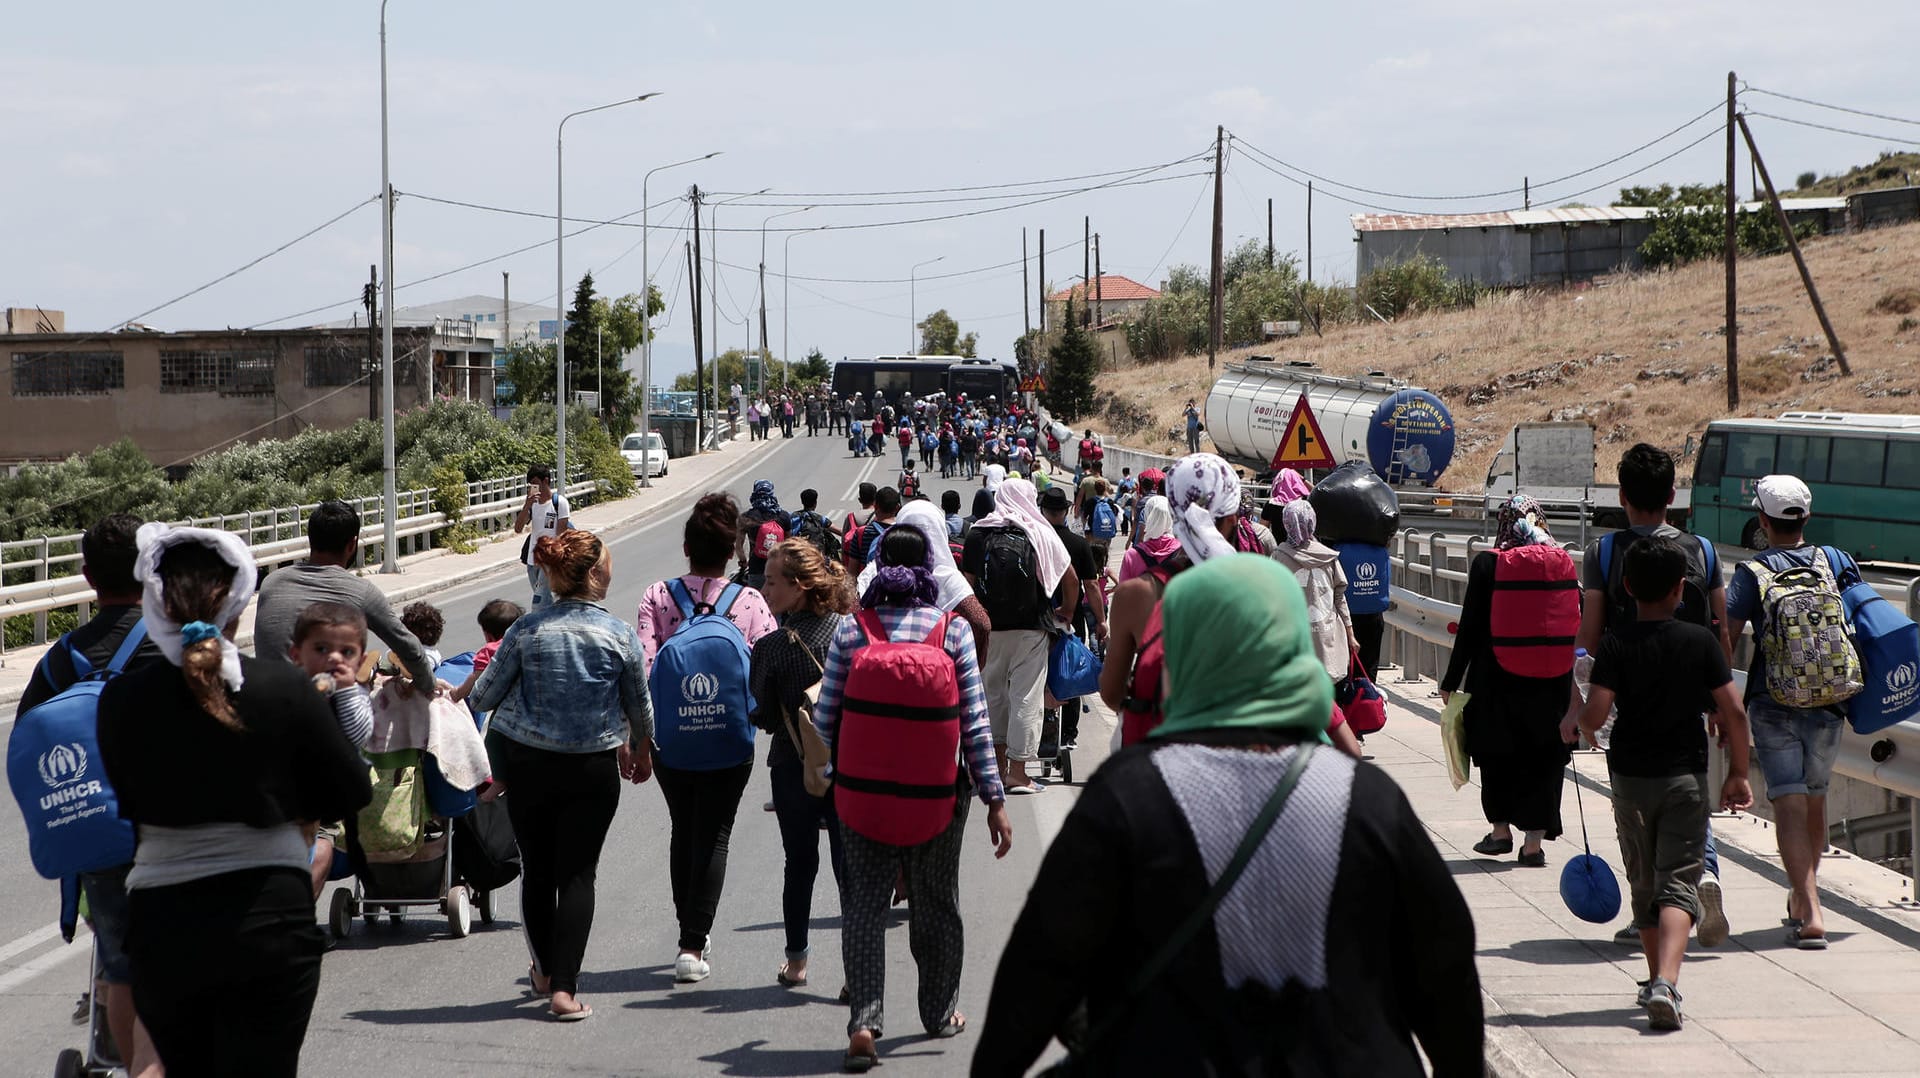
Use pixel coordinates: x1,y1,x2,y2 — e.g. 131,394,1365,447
160,350,277,395
10,351,125,397
304,343,369,387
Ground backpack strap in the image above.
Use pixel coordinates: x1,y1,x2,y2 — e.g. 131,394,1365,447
1597,532,1617,588
666,578,698,620
712,583,743,619
1698,534,1720,584
40,631,82,689
920,613,953,648
103,619,148,677
853,609,892,646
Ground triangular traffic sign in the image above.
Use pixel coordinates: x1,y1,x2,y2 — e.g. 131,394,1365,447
1270,393,1337,471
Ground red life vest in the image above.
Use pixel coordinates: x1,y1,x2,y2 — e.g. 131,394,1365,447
1488,545,1580,679
834,612,962,847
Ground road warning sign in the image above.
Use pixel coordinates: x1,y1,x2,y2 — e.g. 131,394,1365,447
1020,375,1047,392
1270,394,1337,471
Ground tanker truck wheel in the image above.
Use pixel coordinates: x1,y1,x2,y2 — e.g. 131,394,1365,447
1741,519,1770,552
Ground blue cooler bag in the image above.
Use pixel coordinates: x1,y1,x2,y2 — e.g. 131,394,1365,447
1833,548,1920,734
1048,631,1101,701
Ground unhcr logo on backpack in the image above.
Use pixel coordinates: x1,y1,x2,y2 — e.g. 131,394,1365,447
1355,561,1378,583
37,743,89,789
679,673,728,717
1886,662,1919,711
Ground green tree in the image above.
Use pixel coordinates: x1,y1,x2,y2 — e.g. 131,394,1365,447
793,347,831,384
1163,264,1207,295
500,340,556,407
671,349,788,396
1221,237,1272,289
1042,299,1099,421
1621,182,1808,270
919,308,960,354
1224,257,1304,347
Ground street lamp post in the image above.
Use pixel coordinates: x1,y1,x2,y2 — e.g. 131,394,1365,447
640,151,720,489
378,0,398,572
783,225,824,392
759,206,811,386
910,256,945,352
705,188,768,436
556,92,658,487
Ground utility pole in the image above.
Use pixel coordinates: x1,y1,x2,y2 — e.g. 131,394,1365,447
691,185,707,446
1266,198,1274,269
1022,228,1031,341
1737,113,1850,375
363,265,378,421
1524,176,1530,211
1208,124,1225,370
1093,233,1103,329
596,325,603,422
758,258,769,389
1725,71,1740,407
1306,182,1314,284
1083,216,1091,328
1038,228,1047,333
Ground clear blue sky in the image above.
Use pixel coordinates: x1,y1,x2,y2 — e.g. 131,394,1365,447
5,1,1916,383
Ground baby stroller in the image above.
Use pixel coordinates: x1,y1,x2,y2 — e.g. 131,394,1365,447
329,662,495,941
52,937,119,1078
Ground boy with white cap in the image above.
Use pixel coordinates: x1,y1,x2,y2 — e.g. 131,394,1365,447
1724,474,1862,952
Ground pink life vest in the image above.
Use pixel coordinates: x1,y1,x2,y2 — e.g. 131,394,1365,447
835,612,962,846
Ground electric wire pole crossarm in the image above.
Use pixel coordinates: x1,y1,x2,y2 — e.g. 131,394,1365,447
556,92,660,489
641,151,721,488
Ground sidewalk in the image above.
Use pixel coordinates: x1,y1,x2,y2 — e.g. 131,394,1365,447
0,430,786,714
1368,674,1920,1077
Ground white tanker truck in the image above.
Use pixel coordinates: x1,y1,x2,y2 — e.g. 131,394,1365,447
1205,359,1457,487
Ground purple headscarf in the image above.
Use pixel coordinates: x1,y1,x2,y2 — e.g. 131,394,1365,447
859,524,940,608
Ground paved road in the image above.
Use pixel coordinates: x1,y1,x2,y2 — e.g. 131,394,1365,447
0,431,1092,1076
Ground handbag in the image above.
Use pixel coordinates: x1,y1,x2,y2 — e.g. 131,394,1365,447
781,630,835,797
1048,630,1102,701
1560,753,1623,923
1334,657,1387,735
1044,744,1318,1075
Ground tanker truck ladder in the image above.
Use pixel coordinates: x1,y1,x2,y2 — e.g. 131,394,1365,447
1386,421,1412,485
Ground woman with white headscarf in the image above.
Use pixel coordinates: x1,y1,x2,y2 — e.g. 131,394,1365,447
1117,495,1180,585
98,525,371,1076
962,478,1078,793
1271,499,1360,679
858,498,995,660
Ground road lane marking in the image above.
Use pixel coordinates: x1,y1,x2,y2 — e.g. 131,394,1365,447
0,926,90,993
0,923,62,966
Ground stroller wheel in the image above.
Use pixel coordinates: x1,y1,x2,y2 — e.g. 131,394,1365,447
1060,749,1074,786
447,887,473,939
55,1048,86,1078
329,889,355,940
477,889,496,925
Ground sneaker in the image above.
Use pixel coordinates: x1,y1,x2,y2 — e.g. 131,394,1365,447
1613,923,1643,946
1644,978,1683,1031
675,937,713,983
1696,874,1730,948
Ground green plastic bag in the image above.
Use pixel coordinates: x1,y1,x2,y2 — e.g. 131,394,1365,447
358,749,426,862
1441,692,1471,791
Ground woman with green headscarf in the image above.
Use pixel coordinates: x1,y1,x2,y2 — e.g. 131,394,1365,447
975,555,1482,1077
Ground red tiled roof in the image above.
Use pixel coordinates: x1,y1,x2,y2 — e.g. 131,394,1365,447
1046,274,1161,303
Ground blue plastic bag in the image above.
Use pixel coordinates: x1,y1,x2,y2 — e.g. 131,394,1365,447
1048,632,1101,701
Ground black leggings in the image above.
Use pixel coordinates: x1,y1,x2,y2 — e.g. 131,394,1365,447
770,760,845,959
1351,612,1385,681
488,734,621,996
654,760,753,952
128,867,323,1078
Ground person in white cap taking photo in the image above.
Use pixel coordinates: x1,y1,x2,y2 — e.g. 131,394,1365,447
1724,474,1865,952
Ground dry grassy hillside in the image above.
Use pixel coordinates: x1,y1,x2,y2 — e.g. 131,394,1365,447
1088,220,1920,491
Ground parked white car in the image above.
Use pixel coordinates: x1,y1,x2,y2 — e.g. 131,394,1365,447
620,431,669,478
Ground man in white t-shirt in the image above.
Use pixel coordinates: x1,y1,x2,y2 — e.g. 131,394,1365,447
514,463,572,607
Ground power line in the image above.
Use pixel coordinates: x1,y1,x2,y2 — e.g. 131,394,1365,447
1228,98,1726,204
703,152,1212,199
1746,87,1920,128
707,157,1210,209
1745,110,1920,147
1140,174,1214,286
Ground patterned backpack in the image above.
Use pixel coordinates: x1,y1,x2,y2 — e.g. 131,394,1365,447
1750,547,1864,709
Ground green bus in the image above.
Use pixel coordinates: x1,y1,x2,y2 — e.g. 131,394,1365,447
1692,411,1920,563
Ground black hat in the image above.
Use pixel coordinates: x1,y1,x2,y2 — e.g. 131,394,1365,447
1037,485,1072,511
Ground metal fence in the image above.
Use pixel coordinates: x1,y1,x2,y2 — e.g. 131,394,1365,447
1381,528,1920,885
0,474,597,653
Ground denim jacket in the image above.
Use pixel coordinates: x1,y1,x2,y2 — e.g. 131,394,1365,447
470,598,652,753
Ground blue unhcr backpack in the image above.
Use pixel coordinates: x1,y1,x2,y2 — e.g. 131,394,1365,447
649,580,757,770
1831,549,1920,734
1089,497,1119,540
8,622,145,882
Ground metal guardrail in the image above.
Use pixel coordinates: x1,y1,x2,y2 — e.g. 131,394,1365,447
1382,530,1920,882
0,474,596,653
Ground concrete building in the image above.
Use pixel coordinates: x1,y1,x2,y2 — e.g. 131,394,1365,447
1046,274,1161,329
1351,199,1847,288
1,322,495,467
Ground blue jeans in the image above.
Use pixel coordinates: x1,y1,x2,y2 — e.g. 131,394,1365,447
1748,696,1845,799
770,761,844,960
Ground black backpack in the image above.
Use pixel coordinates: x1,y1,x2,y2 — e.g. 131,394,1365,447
1599,530,1720,632
977,526,1047,627
790,511,842,561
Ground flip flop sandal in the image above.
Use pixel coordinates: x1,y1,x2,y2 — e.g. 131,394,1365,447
777,966,809,988
527,965,552,999
1787,925,1829,950
551,1003,593,1022
930,1013,968,1039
